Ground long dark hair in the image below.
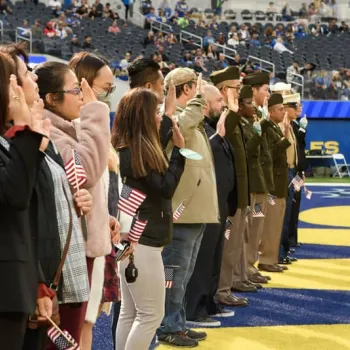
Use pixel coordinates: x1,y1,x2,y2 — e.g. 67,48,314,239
69,52,108,85
0,53,16,134
111,88,167,178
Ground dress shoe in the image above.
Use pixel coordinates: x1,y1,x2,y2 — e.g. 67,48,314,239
249,273,268,284
232,281,258,293
245,280,263,289
258,263,284,273
289,248,296,254
232,294,248,303
278,257,292,265
275,264,288,271
287,255,298,262
218,295,249,307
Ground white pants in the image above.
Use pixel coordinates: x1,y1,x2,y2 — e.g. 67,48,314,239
116,244,165,350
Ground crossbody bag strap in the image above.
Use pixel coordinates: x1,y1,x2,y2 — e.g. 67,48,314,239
50,183,73,291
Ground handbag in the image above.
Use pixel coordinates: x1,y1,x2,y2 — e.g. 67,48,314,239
28,184,73,329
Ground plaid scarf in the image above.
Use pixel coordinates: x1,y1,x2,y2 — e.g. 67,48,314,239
45,155,90,304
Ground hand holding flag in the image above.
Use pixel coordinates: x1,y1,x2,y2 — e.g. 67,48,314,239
290,175,304,192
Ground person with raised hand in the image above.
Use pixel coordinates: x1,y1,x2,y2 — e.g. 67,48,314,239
68,51,122,350
186,84,237,327
34,60,111,348
243,72,275,276
258,94,291,273
0,54,50,350
157,69,217,348
0,44,93,350
238,86,270,286
210,66,253,306
277,93,302,265
112,88,185,350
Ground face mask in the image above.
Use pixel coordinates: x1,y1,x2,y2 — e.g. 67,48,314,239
96,91,112,110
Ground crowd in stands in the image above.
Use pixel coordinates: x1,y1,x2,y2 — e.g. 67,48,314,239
1,0,350,100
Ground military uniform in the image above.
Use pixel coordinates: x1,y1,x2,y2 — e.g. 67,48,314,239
258,95,291,268
242,74,274,277
211,67,252,303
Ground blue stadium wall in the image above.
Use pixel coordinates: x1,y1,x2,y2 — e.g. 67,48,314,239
302,101,350,162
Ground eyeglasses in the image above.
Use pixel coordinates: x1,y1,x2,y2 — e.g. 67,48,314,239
93,84,116,97
225,85,241,92
53,87,82,95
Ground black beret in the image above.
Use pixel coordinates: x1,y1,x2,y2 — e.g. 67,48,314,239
243,72,270,86
210,66,240,86
239,85,253,100
268,93,284,108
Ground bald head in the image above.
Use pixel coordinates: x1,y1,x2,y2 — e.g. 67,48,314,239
203,84,221,103
203,84,225,118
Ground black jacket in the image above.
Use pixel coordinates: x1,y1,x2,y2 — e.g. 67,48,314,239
292,120,307,174
119,146,185,247
0,130,44,314
204,117,237,219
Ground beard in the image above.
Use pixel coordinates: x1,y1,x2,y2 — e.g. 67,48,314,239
209,107,222,119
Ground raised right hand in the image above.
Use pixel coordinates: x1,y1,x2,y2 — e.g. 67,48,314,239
81,78,97,105
165,80,177,118
283,112,291,137
172,118,185,149
8,75,31,126
196,73,205,96
227,88,239,112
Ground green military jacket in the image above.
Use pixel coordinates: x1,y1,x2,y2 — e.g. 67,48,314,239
254,108,275,193
225,110,249,209
263,120,291,198
240,117,268,194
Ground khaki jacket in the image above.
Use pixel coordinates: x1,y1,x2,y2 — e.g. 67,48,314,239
45,101,112,258
263,120,291,198
241,117,268,194
166,96,219,224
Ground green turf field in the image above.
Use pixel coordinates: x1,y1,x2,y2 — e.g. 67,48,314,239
306,177,350,183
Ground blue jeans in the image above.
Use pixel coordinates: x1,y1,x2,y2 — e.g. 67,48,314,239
158,223,205,334
279,168,296,258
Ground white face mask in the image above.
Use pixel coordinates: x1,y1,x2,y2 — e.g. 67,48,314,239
96,91,112,110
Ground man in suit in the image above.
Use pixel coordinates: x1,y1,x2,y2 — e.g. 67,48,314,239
258,94,291,272
279,93,302,263
186,84,237,327
239,85,270,285
242,73,275,275
210,66,255,307
289,103,307,247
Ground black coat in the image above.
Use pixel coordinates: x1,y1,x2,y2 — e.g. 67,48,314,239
204,117,237,219
119,146,185,247
0,130,44,314
292,120,307,174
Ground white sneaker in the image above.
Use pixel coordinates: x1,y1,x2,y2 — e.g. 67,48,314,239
186,317,221,327
211,308,235,318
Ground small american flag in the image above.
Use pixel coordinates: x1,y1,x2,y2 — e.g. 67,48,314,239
290,175,304,192
164,266,175,289
118,184,146,217
129,216,148,242
47,326,80,350
64,149,87,189
252,204,264,218
173,201,185,221
305,187,312,200
267,194,276,206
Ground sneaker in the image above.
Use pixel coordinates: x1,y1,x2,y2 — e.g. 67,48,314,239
211,307,235,318
158,332,198,347
184,329,207,341
187,317,221,327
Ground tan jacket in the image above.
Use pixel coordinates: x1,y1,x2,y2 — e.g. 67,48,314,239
166,96,219,224
45,101,111,258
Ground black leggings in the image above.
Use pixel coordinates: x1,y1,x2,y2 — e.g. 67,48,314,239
0,312,28,350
